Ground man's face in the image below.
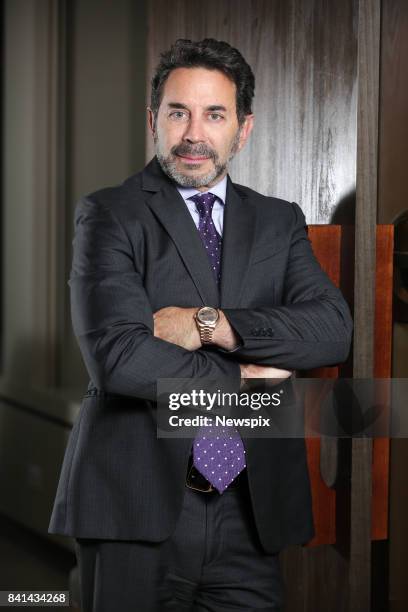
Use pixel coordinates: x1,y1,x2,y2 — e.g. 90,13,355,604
148,67,253,190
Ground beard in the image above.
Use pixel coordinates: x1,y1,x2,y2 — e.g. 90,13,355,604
155,130,241,188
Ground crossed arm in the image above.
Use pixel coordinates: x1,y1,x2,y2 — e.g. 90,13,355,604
152,199,353,378
153,306,291,379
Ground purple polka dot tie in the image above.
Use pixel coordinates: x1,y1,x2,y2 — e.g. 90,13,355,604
189,192,246,493
189,192,222,283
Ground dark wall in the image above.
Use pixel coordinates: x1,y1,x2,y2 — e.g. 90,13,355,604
378,0,408,225
378,1,408,609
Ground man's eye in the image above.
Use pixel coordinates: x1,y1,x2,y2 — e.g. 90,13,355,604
169,111,187,120
209,113,223,121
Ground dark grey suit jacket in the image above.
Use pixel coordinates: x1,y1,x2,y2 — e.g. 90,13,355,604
48,157,353,553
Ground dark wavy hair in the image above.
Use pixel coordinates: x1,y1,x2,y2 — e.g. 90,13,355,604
150,38,255,125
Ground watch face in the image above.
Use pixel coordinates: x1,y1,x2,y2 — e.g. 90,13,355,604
197,307,219,325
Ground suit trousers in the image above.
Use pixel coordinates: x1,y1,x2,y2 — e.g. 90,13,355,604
74,476,285,612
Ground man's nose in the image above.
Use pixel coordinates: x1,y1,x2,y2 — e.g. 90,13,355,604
182,117,206,143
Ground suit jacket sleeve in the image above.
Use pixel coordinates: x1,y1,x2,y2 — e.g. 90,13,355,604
222,202,353,370
70,196,240,400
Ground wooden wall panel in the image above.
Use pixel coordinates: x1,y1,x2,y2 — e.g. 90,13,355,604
351,1,381,610
372,226,393,541
304,225,341,548
146,0,358,224
302,226,392,549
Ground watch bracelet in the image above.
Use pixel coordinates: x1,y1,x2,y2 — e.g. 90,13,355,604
200,325,214,344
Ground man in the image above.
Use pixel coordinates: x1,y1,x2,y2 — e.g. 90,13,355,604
49,38,353,611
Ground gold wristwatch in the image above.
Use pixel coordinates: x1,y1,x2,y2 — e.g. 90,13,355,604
194,307,220,345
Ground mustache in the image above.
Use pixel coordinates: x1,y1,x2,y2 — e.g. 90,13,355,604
171,143,218,160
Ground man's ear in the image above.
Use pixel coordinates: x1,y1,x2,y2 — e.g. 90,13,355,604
147,107,156,136
237,114,254,152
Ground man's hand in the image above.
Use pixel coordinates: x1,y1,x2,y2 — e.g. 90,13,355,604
240,363,292,380
240,363,292,390
153,307,201,351
212,310,241,350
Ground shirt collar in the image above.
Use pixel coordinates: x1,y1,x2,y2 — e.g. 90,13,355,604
176,175,227,205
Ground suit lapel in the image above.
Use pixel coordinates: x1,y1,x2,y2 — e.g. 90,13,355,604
220,178,257,307
141,158,257,308
142,159,220,306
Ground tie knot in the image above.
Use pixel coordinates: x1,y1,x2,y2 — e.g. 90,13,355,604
189,192,217,217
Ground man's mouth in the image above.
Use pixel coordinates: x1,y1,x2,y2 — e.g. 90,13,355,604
177,154,211,164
